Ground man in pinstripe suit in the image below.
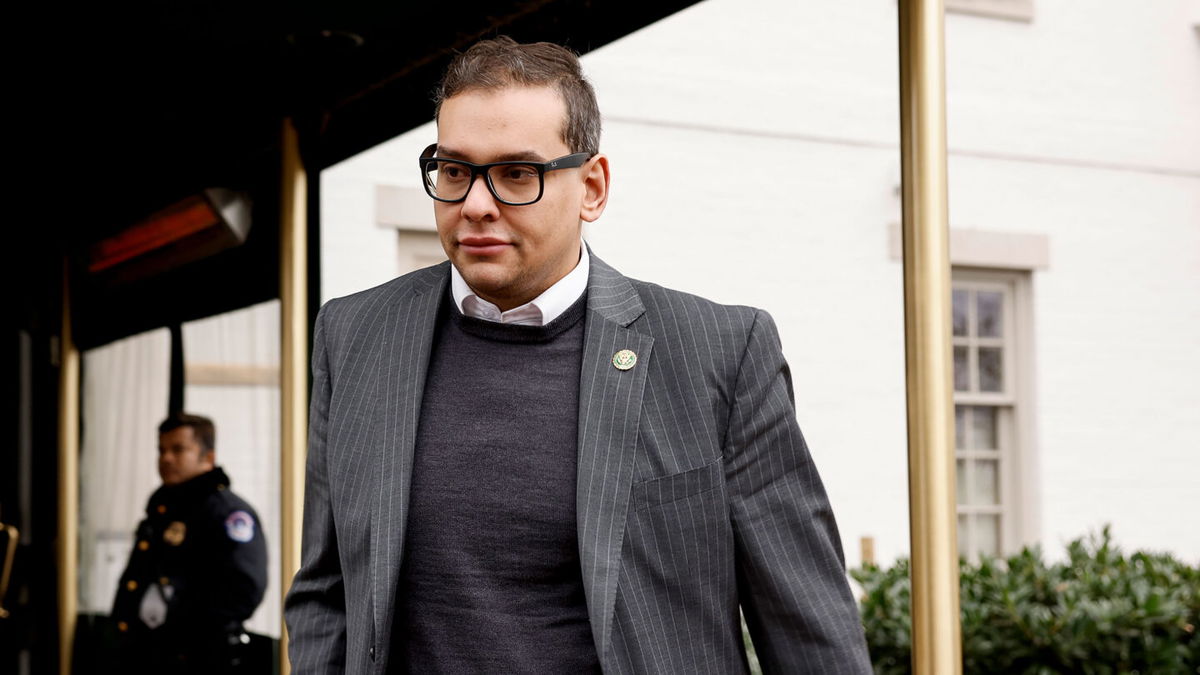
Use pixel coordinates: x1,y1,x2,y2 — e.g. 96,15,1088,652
285,38,871,674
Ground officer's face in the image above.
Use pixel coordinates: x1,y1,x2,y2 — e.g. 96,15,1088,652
158,426,215,486
433,85,609,311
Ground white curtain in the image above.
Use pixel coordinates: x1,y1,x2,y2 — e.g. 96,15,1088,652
79,329,171,615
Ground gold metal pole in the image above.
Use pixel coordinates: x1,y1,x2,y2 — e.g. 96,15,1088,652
57,261,80,675
279,117,309,675
0,522,18,619
898,1,963,673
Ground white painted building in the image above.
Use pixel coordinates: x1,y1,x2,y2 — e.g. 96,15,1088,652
321,0,1200,572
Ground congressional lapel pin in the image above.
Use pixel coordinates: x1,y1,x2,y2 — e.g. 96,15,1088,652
163,521,187,546
612,349,637,371
225,510,256,543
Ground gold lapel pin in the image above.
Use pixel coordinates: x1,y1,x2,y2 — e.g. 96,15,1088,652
612,349,637,371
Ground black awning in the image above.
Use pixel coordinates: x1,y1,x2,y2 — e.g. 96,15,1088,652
16,0,700,347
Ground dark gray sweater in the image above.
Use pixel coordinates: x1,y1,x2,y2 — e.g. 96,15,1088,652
392,292,600,674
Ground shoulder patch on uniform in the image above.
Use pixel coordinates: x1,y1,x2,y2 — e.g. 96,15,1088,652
224,510,256,543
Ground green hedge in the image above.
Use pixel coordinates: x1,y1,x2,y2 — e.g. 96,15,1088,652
851,528,1200,674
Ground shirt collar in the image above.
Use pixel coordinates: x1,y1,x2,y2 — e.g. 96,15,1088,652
450,242,589,326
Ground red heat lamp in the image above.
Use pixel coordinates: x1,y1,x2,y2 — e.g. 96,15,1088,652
87,188,252,285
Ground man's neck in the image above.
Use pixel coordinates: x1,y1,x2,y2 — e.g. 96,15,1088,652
450,242,589,325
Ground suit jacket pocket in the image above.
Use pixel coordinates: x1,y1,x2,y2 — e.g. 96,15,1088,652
632,458,723,511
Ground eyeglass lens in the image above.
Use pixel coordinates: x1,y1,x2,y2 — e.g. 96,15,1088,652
424,160,541,204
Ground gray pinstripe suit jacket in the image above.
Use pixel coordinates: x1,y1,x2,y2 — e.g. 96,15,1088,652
284,253,871,674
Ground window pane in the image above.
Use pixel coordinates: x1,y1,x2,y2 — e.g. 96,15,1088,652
956,459,967,505
183,300,282,638
954,346,970,391
975,514,1000,557
976,291,1003,338
955,405,966,449
973,459,999,505
978,347,1003,392
970,405,997,449
953,289,968,336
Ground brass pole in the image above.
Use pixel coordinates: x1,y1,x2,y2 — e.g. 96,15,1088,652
57,261,80,675
898,1,963,673
279,117,309,675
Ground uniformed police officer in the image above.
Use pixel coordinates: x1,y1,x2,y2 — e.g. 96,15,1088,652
111,413,268,674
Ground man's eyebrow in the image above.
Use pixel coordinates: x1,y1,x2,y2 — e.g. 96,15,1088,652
436,146,547,163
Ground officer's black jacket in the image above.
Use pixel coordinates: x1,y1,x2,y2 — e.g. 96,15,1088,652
111,467,267,654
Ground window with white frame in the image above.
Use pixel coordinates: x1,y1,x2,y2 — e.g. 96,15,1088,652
375,183,448,276
953,271,1024,558
397,230,448,275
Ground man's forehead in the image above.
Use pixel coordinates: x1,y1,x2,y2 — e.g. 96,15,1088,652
436,85,569,161
434,144,548,163
439,83,567,118
160,426,197,444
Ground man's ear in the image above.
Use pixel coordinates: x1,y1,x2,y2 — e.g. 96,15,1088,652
579,153,610,223
202,449,217,471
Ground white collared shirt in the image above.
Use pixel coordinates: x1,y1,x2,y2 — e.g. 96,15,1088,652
450,242,589,326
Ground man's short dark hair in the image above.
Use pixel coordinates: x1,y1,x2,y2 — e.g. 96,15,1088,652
159,413,215,453
434,36,601,156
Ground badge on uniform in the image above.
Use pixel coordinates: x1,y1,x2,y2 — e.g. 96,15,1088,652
163,521,187,546
138,583,169,629
225,510,256,543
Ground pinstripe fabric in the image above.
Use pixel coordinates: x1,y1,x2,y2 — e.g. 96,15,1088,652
285,254,870,674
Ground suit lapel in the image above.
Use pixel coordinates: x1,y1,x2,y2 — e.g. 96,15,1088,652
577,254,653,665
373,262,448,650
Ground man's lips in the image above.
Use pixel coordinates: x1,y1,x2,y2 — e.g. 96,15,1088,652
458,237,511,256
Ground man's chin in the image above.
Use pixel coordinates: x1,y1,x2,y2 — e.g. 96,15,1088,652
459,268,516,297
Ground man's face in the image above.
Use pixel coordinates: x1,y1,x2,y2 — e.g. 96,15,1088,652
158,426,214,486
434,85,604,310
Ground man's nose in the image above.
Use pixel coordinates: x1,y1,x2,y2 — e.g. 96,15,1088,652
460,174,500,222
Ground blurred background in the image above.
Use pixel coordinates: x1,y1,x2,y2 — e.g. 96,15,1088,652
6,0,1198,673
323,0,1200,568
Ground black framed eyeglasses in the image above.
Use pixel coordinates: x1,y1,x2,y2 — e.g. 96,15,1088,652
418,143,591,206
